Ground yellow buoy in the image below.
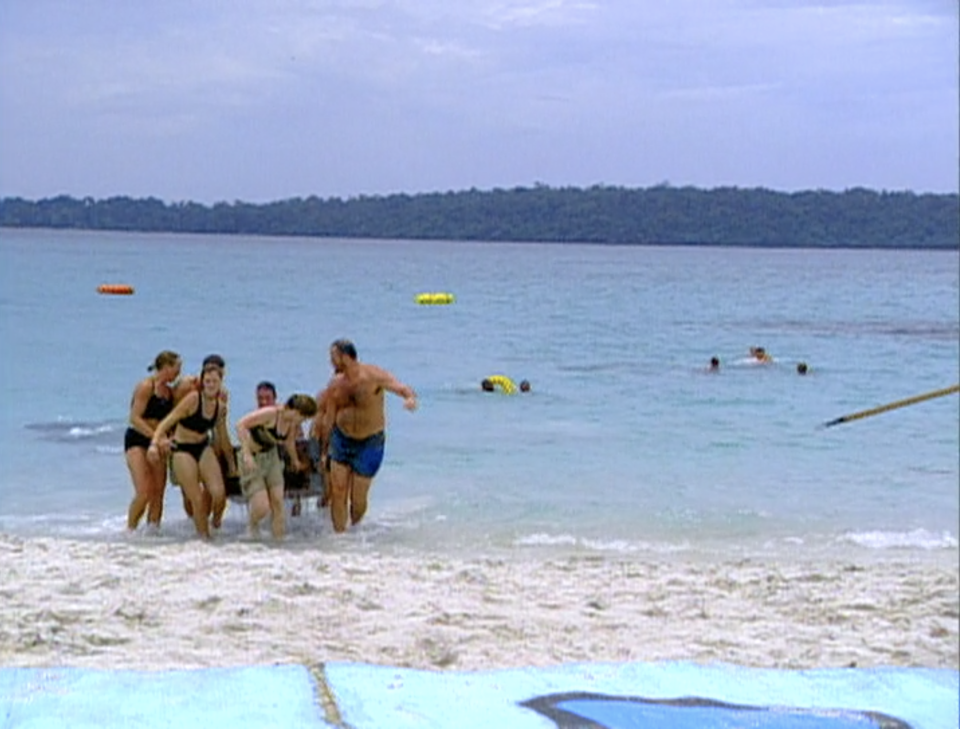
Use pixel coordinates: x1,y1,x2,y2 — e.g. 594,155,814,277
415,292,455,305
487,374,517,394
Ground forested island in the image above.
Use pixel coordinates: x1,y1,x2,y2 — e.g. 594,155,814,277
1,185,957,249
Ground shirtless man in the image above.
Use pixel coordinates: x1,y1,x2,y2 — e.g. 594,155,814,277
314,339,417,533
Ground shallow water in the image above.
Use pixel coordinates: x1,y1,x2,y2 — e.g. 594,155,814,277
0,228,957,561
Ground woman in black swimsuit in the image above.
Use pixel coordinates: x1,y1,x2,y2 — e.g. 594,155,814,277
125,350,182,532
149,362,229,539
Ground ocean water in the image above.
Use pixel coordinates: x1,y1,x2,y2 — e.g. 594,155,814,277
0,228,957,561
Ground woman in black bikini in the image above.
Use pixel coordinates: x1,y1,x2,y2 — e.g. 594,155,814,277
125,350,182,532
236,394,317,539
149,362,230,539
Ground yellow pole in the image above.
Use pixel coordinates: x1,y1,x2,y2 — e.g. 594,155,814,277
822,384,960,428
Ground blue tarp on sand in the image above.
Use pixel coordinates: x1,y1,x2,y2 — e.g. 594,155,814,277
1,661,957,729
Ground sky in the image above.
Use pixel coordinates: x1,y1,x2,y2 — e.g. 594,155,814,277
0,0,957,203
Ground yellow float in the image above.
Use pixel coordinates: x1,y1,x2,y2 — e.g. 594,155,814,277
487,374,517,394
415,292,455,305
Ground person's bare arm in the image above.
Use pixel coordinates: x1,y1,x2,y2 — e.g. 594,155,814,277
172,376,197,404
309,389,326,441
148,392,197,460
375,367,417,411
312,380,340,443
128,380,155,436
235,406,277,471
212,402,236,477
282,427,303,472
312,383,342,472
236,407,275,446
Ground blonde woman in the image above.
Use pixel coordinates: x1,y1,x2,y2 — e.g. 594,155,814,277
148,363,230,538
236,394,318,539
125,350,181,531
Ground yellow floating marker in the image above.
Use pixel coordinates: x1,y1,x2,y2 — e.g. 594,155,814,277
821,384,959,428
415,292,455,305
487,374,517,394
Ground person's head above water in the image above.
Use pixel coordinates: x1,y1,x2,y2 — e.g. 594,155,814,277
519,380,531,392
750,346,772,363
481,378,495,392
796,362,809,375
709,356,720,370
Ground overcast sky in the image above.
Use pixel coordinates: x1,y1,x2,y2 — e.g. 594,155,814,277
0,0,956,203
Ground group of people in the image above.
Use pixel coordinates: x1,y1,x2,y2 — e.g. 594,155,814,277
123,339,418,540
707,347,810,375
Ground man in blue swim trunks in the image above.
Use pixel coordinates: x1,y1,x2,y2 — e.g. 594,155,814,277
314,339,417,533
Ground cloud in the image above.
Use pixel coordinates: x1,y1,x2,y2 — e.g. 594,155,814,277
0,0,956,200
478,0,599,29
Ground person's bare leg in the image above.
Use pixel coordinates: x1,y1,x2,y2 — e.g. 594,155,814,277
125,449,153,530
174,453,209,538
268,485,286,539
199,449,227,530
168,454,193,518
329,461,351,533
319,454,331,508
320,474,331,508
145,459,167,527
349,474,374,526
181,488,194,518
247,489,270,537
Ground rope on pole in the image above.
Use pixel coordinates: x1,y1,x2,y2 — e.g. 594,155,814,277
821,384,959,428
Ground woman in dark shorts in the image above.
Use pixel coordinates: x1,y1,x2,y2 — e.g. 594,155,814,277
125,350,182,532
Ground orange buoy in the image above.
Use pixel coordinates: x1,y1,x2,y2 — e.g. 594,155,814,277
97,284,135,295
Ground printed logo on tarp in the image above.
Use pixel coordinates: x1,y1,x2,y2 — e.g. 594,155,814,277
520,692,912,729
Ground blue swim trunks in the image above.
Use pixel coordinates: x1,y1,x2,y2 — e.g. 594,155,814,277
329,426,385,478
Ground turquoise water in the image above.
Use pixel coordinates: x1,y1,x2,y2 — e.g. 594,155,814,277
0,228,957,559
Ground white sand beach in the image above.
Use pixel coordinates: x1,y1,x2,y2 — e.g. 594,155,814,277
1,533,957,672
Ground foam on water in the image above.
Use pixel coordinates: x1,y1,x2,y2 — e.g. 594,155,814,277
839,528,959,551
24,419,121,445
513,532,694,555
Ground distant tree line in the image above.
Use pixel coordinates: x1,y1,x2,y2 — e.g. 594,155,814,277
1,185,957,248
